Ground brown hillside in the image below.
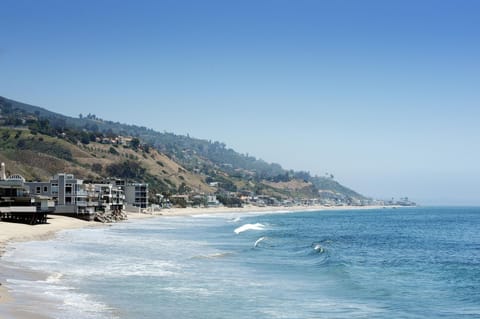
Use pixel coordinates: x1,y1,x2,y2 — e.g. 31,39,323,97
0,128,213,195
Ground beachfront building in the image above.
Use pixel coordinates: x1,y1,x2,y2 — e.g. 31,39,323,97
0,172,34,208
26,173,88,215
0,163,53,224
107,179,148,209
83,183,125,213
125,183,148,209
206,195,220,207
26,173,125,220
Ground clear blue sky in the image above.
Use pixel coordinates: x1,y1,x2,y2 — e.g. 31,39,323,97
1,0,479,205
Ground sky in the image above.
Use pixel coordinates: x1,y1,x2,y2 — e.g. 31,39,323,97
1,0,479,205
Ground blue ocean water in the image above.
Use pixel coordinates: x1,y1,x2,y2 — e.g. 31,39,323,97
3,207,480,318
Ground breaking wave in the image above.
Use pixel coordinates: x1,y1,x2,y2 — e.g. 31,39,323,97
234,223,265,234
313,244,325,253
254,236,266,248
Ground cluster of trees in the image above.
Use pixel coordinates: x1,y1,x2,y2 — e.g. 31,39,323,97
79,113,102,121
106,160,146,179
216,194,242,207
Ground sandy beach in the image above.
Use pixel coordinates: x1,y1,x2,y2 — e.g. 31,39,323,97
0,204,387,318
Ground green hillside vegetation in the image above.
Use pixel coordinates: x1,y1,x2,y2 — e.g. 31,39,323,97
0,96,366,203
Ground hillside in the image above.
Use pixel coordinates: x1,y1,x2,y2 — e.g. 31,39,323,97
0,95,367,204
0,127,213,194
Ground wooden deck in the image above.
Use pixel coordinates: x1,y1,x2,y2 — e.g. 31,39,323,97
0,207,48,225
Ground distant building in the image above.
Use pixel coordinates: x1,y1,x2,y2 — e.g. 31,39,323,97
125,183,148,208
206,195,220,207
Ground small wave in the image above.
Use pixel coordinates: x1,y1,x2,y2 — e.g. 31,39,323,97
234,223,265,234
46,272,64,283
313,244,326,254
192,252,234,259
254,236,266,248
232,217,242,222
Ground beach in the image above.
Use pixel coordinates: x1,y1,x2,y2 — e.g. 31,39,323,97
0,204,386,318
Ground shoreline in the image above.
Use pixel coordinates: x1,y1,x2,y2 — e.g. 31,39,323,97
0,204,393,318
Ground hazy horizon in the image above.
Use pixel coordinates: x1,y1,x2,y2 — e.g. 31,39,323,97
1,0,479,205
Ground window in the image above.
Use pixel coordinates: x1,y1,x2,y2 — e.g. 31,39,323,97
36,187,41,194
43,186,48,193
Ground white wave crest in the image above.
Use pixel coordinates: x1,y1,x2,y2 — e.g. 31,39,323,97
313,244,325,253
234,223,265,234
254,236,266,248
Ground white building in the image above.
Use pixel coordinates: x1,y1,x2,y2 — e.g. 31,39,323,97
26,173,124,219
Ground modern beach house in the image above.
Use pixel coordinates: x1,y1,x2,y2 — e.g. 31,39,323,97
25,173,126,221
125,183,149,209
0,163,54,224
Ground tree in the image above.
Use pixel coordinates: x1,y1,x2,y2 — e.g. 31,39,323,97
109,146,119,155
80,132,91,144
217,194,242,207
106,160,145,179
143,144,150,153
129,138,140,150
91,163,103,174
177,182,190,194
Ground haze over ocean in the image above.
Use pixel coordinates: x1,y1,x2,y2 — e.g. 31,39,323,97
1,0,479,204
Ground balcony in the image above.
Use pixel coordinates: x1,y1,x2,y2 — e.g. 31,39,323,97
76,190,89,196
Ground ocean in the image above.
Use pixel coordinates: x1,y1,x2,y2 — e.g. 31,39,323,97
2,207,480,318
